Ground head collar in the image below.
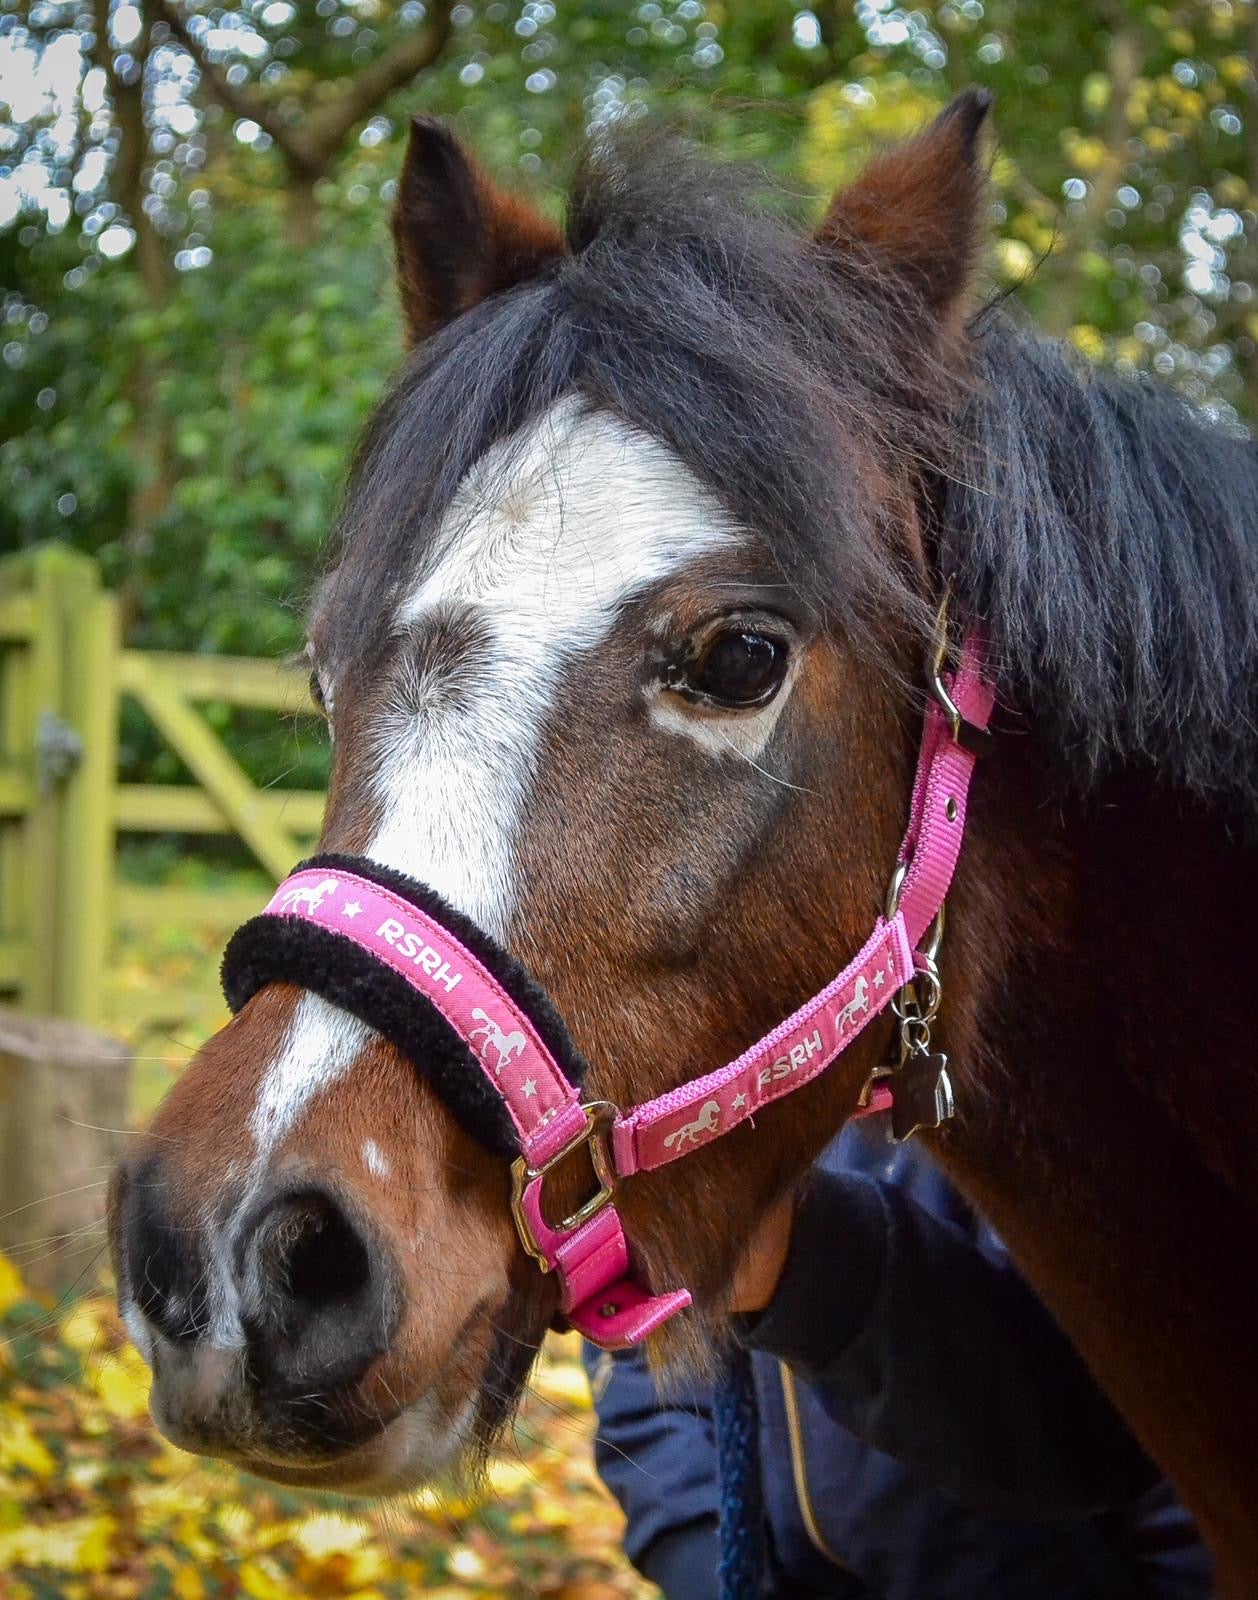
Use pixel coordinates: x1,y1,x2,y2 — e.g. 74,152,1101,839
223,617,993,1349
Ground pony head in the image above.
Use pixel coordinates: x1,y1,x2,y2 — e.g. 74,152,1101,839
109,94,991,1491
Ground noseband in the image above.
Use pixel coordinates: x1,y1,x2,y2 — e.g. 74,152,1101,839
223,619,993,1350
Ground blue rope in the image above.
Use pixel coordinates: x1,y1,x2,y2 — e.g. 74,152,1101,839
714,1346,766,1600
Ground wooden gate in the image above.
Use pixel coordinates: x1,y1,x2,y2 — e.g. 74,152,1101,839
0,545,324,1042
0,546,117,1022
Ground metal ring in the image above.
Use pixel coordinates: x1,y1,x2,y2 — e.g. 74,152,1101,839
919,902,947,967
907,966,942,1027
891,974,940,1028
891,981,920,1024
885,861,909,921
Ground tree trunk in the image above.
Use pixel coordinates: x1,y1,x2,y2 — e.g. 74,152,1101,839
284,167,322,249
1041,19,1144,337
152,0,454,254
1241,0,1258,420
94,0,175,637
0,1015,132,1295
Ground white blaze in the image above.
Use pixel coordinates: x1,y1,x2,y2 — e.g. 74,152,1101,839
369,397,738,930
250,993,369,1151
253,398,738,1146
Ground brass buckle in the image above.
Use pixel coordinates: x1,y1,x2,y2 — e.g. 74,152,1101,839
510,1102,619,1271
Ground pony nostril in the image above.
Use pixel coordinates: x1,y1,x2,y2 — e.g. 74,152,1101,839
244,1186,396,1400
265,1193,372,1313
120,1158,210,1345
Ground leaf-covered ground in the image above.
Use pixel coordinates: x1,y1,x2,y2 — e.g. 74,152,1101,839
0,1252,655,1600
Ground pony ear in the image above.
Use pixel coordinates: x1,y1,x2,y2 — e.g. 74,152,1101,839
816,87,992,327
392,117,565,345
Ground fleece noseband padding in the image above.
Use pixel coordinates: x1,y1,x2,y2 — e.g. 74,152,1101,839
221,853,590,1160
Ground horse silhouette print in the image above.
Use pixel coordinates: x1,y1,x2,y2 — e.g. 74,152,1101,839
662,1099,722,1151
468,1009,528,1075
832,976,870,1033
277,877,339,914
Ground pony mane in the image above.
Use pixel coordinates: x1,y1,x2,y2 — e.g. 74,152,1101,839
330,127,1258,812
949,325,1258,810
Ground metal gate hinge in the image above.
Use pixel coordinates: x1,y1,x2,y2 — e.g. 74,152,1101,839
36,710,84,794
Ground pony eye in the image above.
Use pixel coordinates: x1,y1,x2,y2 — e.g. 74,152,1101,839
680,630,789,708
308,668,327,713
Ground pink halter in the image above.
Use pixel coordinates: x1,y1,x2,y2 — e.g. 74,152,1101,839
241,628,993,1350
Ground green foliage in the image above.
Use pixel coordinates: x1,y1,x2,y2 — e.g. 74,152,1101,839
2,0,1255,785
3,192,396,658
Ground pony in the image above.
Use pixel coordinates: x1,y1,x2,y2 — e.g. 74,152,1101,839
108,93,1258,1590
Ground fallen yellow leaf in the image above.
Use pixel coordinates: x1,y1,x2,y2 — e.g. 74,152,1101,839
0,1514,117,1574
172,1566,205,1600
91,1346,152,1419
531,1363,591,1410
447,1544,486,1580
0,1417,56,1479
240,1557,296,1600
0,1251,24,1315
292,1512,368,1560
486,1458,534,1495
59,1300,109,1354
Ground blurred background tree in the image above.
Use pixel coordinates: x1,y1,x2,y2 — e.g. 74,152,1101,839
1,0,1255,694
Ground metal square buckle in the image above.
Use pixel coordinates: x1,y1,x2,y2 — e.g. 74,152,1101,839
510,1102,619,1271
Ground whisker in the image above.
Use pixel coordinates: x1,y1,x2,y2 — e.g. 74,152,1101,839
714,725,819,794
0,1180,109,1226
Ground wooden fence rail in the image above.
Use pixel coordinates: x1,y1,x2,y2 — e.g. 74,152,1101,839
0,545,324,1043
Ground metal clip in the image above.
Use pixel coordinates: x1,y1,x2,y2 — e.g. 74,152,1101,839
928,584,989,757
35,711,83,795
893,962,941,1034
874,916,958,1142
884,861,945,964
927,583,965,744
